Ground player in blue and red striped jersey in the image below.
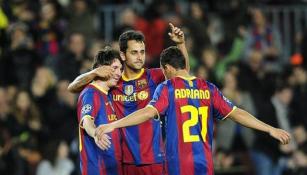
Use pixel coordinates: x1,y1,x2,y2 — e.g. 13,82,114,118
98,46,291,175
77,47,123,175
69,23,188,175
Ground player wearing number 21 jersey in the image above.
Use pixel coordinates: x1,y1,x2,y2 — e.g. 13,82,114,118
147,76,235,175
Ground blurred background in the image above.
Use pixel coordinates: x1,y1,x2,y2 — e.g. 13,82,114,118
1,0,307,175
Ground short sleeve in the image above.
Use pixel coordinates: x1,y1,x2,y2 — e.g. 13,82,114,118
78,90,102,128
149,68,165,84
147,82,169,118
210,83,236,120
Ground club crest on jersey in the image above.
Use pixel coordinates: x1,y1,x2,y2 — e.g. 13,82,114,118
124,85,134,96
137,90,149,100
81,104,92,114
137,79,148,89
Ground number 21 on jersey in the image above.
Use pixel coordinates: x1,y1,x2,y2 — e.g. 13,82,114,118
180,105,208,143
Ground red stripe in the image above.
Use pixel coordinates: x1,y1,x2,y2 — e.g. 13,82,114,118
198,80,214,175
99,157,107,175
80,130,88,175
174,78,195,175
138,72,155,163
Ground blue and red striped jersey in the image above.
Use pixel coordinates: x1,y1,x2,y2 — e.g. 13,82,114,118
148,76,236,175
77,83,122,175
110,68,165,165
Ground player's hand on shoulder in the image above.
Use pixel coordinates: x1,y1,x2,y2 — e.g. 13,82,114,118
168,23,185,44
93,66,113,80
269,128,291,145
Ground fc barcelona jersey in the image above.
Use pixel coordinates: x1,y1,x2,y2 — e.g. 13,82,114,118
77,83,122,175
148,76,236,175
110,68,165,165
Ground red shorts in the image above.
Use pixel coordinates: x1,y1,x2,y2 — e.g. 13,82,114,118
123,163,167,175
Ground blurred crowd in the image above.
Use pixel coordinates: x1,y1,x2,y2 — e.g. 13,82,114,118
0,0,307,175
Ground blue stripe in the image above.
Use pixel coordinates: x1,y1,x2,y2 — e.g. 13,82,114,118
166,82,180,175
123,81,141,164
84,135,100,175
99,148,119,175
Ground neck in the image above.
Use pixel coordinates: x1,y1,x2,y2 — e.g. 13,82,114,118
174,69,190,78
123,66,143,79
93,80,109,92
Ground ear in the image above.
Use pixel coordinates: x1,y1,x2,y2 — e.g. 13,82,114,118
165,64,173,71
120,52,126,61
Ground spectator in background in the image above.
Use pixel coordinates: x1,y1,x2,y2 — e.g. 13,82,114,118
243,8,283,69
285,125,307,175
290,66,307,128
67,0,96,42
2,22,39,89
199,47,218,83
183,2,211,58
36,139,74,175
113,7,137,40
45,80,77,143
135,1,167,67
34,2,66,59
251,83,294,175
12,90,42,137
55,32,88,81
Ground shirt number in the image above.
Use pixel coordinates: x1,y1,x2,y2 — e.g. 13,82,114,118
180,105,208,143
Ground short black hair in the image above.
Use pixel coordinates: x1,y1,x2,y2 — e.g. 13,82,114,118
92,46,121,69
160,46,185,69
119,30,145,52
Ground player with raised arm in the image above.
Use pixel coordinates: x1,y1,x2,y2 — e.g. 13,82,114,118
70,23,188,175
97,46,291,175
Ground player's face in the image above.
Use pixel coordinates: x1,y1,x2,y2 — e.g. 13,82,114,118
107,59,122,87
122,40,145,71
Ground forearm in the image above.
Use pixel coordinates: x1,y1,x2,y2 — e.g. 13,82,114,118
110,107,156,129
82,117,96,138
228,108,274,133
177,42,190,72
68,70,96,93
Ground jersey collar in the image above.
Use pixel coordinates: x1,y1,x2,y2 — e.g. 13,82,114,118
176,76,196,81
90,82,108,95
122,68,145,81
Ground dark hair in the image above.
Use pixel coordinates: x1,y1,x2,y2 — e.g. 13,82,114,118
92,46,121,69
119,30,145,52
160,46,185,69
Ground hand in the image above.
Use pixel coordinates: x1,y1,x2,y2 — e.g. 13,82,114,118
269,128,291,145
168,23,185,44
93,66,114,80
94,124,115,150
94,133,111,150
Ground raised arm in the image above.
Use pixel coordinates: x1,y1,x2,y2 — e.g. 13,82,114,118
228,108,291,144
168,23,190,72
68,66,113,93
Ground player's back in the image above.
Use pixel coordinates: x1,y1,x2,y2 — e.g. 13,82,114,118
151,76,235,175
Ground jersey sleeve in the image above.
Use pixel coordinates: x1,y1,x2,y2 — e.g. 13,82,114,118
147,82,169,118
149,68,165,84
78,90,102,128
211,84,236,120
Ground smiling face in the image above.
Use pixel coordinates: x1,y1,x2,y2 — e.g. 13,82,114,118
106,59,123,87
122,40,145,71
